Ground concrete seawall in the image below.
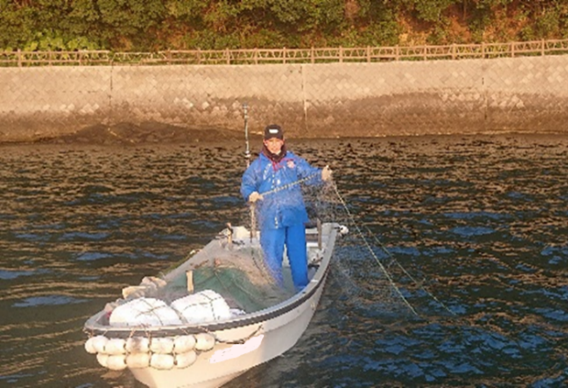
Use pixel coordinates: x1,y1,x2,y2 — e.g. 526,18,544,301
1,55,567,143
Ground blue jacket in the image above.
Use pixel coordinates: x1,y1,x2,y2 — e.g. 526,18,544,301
241,151,322,230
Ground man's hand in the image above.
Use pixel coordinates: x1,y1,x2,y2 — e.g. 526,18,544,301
322,165,333,181
248,191,264,203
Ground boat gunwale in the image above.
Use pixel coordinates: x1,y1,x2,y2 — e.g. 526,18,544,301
83,223,339,338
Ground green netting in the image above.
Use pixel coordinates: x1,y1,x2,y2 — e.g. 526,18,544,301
158,247,294,313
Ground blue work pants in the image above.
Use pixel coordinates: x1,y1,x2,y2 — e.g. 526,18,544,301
260,224,309,291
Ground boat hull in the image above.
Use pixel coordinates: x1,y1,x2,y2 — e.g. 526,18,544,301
84,223,340,388
131,270,328,388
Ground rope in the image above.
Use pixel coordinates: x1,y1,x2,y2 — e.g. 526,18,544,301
330,182,456,317
260,171,321,197
362,225,456,316
330,183,419,317
248,171,449,316
213,324,263,345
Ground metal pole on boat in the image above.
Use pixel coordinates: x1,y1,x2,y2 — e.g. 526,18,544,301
243,103,256,241
243,103,251,168
317,218,322,250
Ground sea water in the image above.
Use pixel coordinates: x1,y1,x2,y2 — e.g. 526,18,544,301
0,135,567,387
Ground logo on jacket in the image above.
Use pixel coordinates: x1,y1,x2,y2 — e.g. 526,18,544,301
286,160,295,169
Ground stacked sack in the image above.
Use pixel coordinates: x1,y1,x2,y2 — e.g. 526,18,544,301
108,290,233,327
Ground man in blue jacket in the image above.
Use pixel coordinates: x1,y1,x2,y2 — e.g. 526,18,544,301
241,124,332,292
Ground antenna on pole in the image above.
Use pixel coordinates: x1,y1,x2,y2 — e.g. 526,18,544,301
243,103,251,167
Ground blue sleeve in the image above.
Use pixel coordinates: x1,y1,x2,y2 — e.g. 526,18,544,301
293,154,322,184
241,161,259,201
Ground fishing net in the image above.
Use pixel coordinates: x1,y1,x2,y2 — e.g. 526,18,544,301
156,176,434,319
301,181,430,318
229,177,414,316
157,245,295,314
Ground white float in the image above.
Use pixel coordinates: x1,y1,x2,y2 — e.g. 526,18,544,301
175,351,197,369
150,353,175,370
96,353,109,368
150,337,175,354
126,336,150,353
105,338,126,355
90,335,108,353
107,354,127,371
126,352,151,369
84,336,98,354
194,333,216,351
173,335,196,353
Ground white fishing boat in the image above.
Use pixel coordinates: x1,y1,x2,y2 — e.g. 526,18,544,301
83,221,346,388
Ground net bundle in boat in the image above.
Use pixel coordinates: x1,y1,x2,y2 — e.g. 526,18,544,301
158,247,294,314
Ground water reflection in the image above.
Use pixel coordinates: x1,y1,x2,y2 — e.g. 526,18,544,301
0,135,567,387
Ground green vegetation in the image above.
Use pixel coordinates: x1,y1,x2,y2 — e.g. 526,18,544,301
1,0,568,51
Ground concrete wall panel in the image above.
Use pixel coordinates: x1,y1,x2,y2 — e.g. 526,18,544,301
1,55,567,142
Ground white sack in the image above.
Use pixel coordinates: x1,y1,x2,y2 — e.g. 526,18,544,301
109,297,183,327
171,290,231,324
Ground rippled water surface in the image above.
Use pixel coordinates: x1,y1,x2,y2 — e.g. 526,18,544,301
1,135,567,387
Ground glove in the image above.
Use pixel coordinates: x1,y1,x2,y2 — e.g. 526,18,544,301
321,165,333,181
248,191,263,203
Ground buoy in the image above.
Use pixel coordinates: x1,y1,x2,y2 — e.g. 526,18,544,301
84,337,97,354
150,337,175,354
106,355,127,371
126,352,151,369
96,353,109,368
105,338,126,355
126,337,150,353
175,351,197,369
194,333,215,351
91,335,108,353
150,353,175,370
173,335,196,353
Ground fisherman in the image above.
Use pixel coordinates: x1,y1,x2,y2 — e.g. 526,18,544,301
241,124,332,291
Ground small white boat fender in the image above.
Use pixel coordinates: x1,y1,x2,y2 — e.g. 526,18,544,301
194,333,216,351
126,352,151,369
106,355,127,371
174,335,196,353
150,353,175,370
110,298,183,327
150,337,175,354
126,337,150,353
175,351,197,369
171,290,231,324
